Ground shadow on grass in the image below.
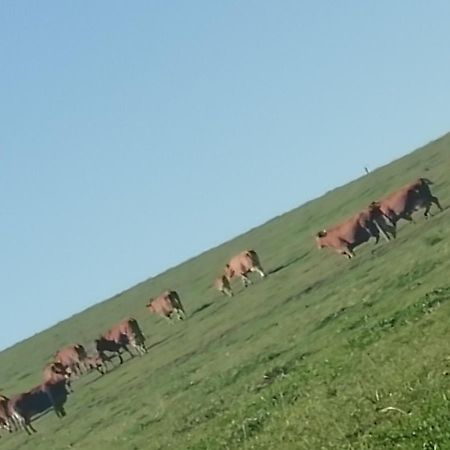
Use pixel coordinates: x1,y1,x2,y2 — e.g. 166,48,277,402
269,251,312,276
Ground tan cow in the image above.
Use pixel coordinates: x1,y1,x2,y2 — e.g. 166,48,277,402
214,274,233,297
146,290,186,322
223,249,266,289
372,177,443,227
55,344,88,377
316,203,390,259
96,317,147,363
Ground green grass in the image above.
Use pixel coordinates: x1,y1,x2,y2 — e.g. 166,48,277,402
1,133,450,449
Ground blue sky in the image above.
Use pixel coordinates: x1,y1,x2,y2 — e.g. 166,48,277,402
1,1,450,350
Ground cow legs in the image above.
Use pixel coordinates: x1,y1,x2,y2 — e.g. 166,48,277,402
402,212,415,224
0,418,15,433
176,308,186,320
251,266,266,278
432,196,444,212
241,274,252,287
340,247,354,259
122,344,135,359
164,315,175,325
130,338,147,355
53,405,66,418
12,412,36,435
424,196,443,218
372,219,392,242
24,418,37,434
65,379,73,394
116,350,124,365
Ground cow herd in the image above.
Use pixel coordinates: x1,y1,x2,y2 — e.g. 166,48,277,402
0,250,268,438
315,177,443,259
0,177,443,440
0,317,149,436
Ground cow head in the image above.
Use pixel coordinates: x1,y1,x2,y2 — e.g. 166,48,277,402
45,362,72,383
368,201,381,212
315,230,327,249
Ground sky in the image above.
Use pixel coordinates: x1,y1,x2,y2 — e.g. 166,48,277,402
1,1,450,351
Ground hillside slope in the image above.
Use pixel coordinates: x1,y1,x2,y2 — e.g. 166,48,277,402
1,133,449,450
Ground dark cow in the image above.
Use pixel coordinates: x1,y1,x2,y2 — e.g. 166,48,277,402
372,177,443,227
146,290,186,322
214,274,233,297
9,365,71,434
316,203,391,259
223,249,266,289
55,344,88,376
95,317,147,364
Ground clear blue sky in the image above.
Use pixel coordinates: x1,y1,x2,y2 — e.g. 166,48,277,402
1,1,450,350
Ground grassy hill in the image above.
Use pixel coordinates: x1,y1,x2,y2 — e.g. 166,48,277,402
1,133,450,450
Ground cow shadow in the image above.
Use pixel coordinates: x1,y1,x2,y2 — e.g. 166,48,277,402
190,302,213,317
269,251,311,276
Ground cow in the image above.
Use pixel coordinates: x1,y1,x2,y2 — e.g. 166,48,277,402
223,249,266,289
55,344,88,377
315,203,391,259
0,395,15,435
372,177,443,227
9,366,71,434
95,317,147,364
146,290,186,322
214,274,233,297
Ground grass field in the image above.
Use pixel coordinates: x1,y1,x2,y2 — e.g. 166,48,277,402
1,133,450,450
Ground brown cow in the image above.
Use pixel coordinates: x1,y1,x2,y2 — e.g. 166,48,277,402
9,366,71,434
372,177,443,227
0,395,15,434
55,344,88,377
96,317,147,364
146,290,186,322
214,274,233,297
316,204,390,259
224,250,266,289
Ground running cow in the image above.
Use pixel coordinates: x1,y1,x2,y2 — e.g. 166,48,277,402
214,274,233,297
223,249,266,291
0,395,14,435
54,344,88,377
316,203,391,259
371,177,443,227
8,364,71,434
146,290,186,322
95,317,147,364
